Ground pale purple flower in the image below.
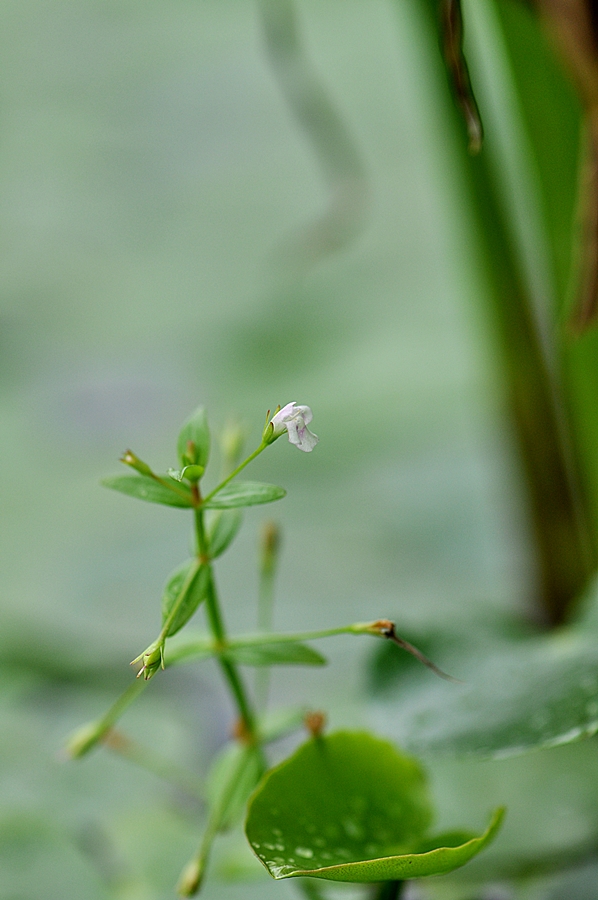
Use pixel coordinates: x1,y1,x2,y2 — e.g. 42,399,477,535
269,402,319,452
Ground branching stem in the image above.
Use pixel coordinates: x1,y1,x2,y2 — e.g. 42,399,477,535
194,505,257,739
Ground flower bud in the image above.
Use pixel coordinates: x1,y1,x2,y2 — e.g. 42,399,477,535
131,640,164,681
181,464,204,483
261,407,279,446
177,858,202,896
304,710,326,738
263,402,318,452
64,719,109,759
120,450,154,478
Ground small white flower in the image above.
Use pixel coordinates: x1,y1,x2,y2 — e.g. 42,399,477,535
269,402,319,452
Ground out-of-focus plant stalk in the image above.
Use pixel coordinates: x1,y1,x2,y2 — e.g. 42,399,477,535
257,0,368,270
534,0,598,331
470,150,595,625
407,0,596,626
255,521,281,710
440,0,484,153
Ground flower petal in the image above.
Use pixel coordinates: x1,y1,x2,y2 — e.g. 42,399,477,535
268,402,318,451
293,404,313,426
271,402,297,437
294,425,319,452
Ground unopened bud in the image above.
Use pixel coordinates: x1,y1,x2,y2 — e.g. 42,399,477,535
231,716,253,745
120,450,154,478
131,640,164,681
261,407,279,446
177,858,202,896
64,719,109,759
181,464,204,483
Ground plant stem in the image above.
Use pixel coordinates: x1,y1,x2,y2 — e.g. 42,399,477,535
296,879,328,900
194,506,257,739
373,882,404,900
178,745,258,895
202,443,266,504
234,623,378,644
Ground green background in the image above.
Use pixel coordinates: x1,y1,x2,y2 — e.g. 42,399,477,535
3,1,595,897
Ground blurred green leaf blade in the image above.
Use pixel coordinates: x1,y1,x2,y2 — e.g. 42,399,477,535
101,474,193,508
227,641,326,667
204,482,286,509
164,633,325,668
369,597,598,758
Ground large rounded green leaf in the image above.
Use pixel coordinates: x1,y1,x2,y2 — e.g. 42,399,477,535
245,731,503,882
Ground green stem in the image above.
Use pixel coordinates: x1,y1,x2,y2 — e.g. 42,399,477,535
373,882,404,900
166,623,382,667
98,678,147,732
296,879,328,900
194,506,257,738
233,623,371,645
202,443,267,504
66,678,148,757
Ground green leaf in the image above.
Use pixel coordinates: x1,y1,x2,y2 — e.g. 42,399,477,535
204,482,286,509
101,474,193,508
245,731,502,882
227,641,326,667
177,405,210,469
162,561,209,637
208,509,243,559
164,633,326,668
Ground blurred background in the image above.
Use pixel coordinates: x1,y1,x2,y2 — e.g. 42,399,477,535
3,1,594,898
